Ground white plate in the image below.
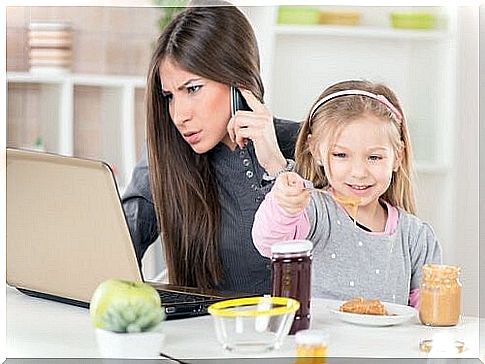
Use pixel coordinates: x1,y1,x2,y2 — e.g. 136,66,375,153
329,301,417,327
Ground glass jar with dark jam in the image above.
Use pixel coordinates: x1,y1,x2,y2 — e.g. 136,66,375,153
271,240,313,335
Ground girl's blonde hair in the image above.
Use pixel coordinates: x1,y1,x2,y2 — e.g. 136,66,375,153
295,80,416,214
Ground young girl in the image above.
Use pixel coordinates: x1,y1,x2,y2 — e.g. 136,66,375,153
252,80,442,307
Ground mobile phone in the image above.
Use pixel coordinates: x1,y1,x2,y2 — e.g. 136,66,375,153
230,86,252,116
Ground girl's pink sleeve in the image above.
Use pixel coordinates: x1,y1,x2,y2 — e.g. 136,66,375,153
408,288,420,308
252,191,311,258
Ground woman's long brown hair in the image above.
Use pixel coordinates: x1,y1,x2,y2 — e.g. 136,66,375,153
145,4,264,288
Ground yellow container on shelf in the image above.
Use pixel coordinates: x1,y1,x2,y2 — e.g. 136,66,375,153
390,12,436,29
318,11,361,26
277,6,320,25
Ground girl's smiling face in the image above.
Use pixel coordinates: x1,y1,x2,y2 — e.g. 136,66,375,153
316,114,402,211
159,58,233,154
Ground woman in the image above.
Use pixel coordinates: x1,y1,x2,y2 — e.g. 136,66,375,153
122,3,299,294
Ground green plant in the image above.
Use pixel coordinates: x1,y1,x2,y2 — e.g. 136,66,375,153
154,0,189,30
90,279,165,333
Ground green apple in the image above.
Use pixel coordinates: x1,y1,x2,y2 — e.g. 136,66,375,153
90,279,164,333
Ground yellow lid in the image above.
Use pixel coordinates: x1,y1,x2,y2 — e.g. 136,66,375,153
295,329,329,345
208,296,300,318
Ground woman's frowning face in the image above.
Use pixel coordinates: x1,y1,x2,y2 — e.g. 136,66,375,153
159,58,233,154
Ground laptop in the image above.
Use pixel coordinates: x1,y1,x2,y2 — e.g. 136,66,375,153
6,148,255,319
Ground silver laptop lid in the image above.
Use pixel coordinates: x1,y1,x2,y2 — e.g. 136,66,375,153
7,148,142,303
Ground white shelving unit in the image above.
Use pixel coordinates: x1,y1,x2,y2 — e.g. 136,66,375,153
246,5,456,169
7,71,146,191
274,24,451,40
7,70,162,279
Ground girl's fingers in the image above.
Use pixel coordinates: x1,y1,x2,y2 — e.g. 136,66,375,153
275,194,310,216
286,173,302,188
274,183,310,204
281,172,305,189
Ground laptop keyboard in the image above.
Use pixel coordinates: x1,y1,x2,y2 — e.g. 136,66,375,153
158,290,216,304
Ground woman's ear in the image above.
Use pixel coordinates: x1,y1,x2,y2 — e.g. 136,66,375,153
393,141,404,172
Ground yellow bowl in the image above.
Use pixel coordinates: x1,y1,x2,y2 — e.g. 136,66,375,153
208,296,300,353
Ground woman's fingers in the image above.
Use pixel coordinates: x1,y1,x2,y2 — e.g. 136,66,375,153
228,114,250,146
232,124,247,149
226,116,235,143
228,89,285,174
228,89,270,145
231,112,270,147
240,89,267,114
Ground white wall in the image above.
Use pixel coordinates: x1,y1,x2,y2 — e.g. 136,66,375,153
450,6,479,317
479,2,485,340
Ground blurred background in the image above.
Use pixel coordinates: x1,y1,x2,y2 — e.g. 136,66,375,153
6,5,479,315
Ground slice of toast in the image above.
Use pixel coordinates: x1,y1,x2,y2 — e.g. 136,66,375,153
339,297,387,316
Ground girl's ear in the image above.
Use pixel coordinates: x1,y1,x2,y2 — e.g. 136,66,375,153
393,141,404,172
307,133,324,165
307,134,315,154
307,134,318,160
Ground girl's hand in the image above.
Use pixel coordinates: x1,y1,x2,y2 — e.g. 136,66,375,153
226,89,286,175
273,172,311,216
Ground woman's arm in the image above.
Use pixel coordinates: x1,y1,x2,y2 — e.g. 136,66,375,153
121,147,160,266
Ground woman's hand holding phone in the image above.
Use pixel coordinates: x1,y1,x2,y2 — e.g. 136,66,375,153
226,89,286,176
273,172,310,216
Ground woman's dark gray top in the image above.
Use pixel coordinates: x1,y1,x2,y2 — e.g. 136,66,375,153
121,118,300,294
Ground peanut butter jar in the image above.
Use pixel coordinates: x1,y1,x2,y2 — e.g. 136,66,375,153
419,264,462,326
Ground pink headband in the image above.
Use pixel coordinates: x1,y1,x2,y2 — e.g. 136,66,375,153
308,89,403,123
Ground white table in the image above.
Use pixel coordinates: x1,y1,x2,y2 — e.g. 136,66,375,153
6,285,483,361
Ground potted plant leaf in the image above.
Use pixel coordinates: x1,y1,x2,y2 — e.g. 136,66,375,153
90,279,165,358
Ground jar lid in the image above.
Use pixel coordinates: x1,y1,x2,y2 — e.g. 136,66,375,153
422,264,460,275
295,329,329,345
271,240,313,255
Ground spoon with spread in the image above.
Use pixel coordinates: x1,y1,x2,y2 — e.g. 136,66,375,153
302,179,361,227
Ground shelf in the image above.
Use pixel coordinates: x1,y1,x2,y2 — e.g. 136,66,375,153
7,71,145,188
7,72,146,88
274,25,451,41
415,163,450,175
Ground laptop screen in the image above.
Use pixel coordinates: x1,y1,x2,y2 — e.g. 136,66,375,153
6,148,143,303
